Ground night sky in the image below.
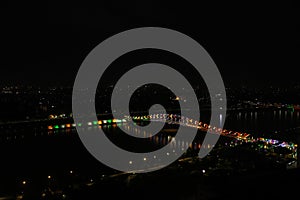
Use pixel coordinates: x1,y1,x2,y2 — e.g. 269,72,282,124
2,2,299,87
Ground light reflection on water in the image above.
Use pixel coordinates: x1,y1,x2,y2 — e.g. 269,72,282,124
225,110,300,134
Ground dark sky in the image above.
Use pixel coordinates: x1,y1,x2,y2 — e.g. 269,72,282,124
2,2,299,87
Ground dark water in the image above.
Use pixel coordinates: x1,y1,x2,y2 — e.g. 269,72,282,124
225,109,300,134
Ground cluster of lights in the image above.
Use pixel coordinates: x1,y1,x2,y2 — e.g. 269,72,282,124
47,119,127,130
245,137,297,150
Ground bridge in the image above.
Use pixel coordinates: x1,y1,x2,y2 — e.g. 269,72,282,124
44,113,297,162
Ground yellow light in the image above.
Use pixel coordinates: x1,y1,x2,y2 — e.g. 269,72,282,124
98,120,102,125
48,175,51,179
112,119,117,123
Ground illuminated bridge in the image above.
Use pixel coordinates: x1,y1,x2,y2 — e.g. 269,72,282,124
44,113,297,160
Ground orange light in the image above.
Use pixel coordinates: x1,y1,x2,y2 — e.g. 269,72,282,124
98,120,102,125
66,124,71,128
48,126,53,130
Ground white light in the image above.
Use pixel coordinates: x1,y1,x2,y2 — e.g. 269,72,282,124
202,169,206,173
129,161,132,164
166,152,170,156
143,157,147,161
48,175,51,179
153,155,156,159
